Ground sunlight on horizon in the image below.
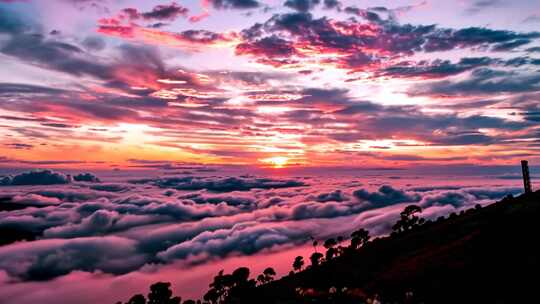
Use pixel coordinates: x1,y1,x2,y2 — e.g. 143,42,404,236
261,156,290,168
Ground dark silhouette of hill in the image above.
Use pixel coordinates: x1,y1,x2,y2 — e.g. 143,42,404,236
239,190,540,303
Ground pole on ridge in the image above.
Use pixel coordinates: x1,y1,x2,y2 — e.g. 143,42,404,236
521,160,532,194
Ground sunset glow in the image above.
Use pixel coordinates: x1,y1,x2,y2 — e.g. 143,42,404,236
262,156,290,168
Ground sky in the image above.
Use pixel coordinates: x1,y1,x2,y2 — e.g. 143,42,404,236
0,0,539,170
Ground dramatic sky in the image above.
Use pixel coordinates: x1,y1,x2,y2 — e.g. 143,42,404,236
1,0,539,169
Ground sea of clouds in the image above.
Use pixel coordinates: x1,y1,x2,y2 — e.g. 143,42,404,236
0,168,523,303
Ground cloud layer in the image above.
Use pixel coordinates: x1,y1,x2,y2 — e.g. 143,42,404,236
0,170,523,285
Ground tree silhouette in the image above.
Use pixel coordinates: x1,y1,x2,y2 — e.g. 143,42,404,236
204,270,230,303
350,228,370,250
392,205,424,233
323,238,337,249
256,274,265,286
118,283,182,304
232,267,250,283
310,236,319,253
227,267,256,302
256,267,276,285
204,267,257,303
148,282,181,304
293,256,304,272
310,252,324,267
263,267,276,280
324,238,337,261
336,236,344,256
202,287,220,304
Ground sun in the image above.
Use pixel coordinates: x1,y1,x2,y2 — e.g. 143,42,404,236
262,156,289,168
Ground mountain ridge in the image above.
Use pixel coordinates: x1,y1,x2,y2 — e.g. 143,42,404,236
230,190,540,303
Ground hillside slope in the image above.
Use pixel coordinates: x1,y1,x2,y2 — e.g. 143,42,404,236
240,191,540,303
